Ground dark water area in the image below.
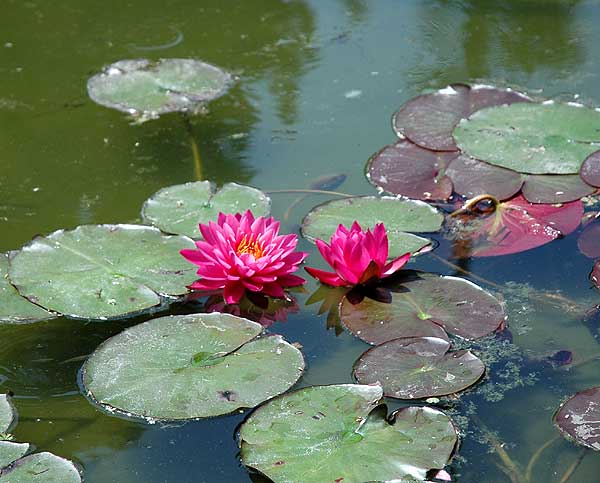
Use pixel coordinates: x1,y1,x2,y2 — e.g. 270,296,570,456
1,0,600,481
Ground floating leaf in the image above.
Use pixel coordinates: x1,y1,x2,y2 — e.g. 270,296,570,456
554,386,600,451
301,196,443,257
454,103,600,175
8,225,196,319
578,217,600,259
521,173,595,204
0,395,15,434
87,58,233,120
0,442,30,469
592,261,600,290
340,273,505,341
447,195,583,257
0,254,54,324
392,84,531,151
239,384,457,483
353,337,485,399
0,452,82,482
141,181,271,238
82,313,304,421
581,150,600,187
366,140,456,200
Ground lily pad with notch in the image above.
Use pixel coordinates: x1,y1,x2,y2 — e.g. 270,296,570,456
353,337,485,399
142,181,271,238
554,386,600,451
239,384,457,483
340,273,505,342
87,58,233,121
392,84,531,152
301,196,444,258
81,313,304,421
454,102,600,175
0,254,54,324
8,225,197,320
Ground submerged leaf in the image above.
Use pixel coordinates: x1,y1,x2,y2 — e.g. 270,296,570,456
554,386,600,450
392,84,531,151
353,337,485,399
142,181,271,238
580,150,600,187
578,217,600,259
82,313,304,420
8,225,197,319
592,261,600,290
239,384,457,483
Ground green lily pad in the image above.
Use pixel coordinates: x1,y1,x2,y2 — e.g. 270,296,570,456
0,453,81,482
301,196,443,257
82,313,304,421
340,273,505,341
0,442,30,470
0,254,54,324
8,225,197,320
554,386,600,451
454,102,600,175
0,396,15,434
353,337,485,399
87,58,233,121
141,181,271,238
239,384,457,483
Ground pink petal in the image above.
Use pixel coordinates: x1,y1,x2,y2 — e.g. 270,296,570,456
382,252,411,277
276,274,306,287
305,266,348,287
261,282,286,298
223,282,246,304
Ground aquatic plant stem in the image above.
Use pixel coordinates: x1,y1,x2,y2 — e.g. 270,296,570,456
181,113,203,180
558,449,586,483
267,188,352,197
524,435,559,482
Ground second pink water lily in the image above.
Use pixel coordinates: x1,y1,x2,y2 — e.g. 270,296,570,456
305,222,411,287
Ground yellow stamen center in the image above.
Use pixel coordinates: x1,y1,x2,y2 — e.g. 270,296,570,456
236,235,265,259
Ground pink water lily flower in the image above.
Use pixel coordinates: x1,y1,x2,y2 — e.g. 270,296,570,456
180,211,308,304
305,222,410,287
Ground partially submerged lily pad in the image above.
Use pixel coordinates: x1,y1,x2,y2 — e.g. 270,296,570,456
392,84,531,151
554,386,600,451
340,273,505,341
87,58,233,120
239,384,457,483
581,150,600,187
142,181,271,238
353,337,485,399
366,140,456,200
82,313,304,421
447,195,583,257
0,442,30,470
578,217,600,259
8,225,197,319
0,452,82,482
592,261,600,290
0,395,15,434
454,103,600,175
301,196,444,257
0,254,54,324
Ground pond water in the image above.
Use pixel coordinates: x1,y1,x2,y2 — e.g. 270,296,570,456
2,0,600,481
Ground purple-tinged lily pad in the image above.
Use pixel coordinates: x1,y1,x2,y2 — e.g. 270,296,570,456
392,84,531,152
366,140,457,200
592,261,600,290
353,337,485,399
448,194,583,257
578,217,600,259
581,150,600,187
554,386,600,451
340,273,505,341
521,174,596,204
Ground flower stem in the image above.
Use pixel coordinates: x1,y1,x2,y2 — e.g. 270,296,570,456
524,435,559,482
181,113,203,180
267,188,352,197
450,193,500,217
558,449,587,483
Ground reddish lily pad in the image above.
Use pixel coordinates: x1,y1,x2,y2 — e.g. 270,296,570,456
592,261,600,290
578,217,600,259
366,140,456,200
521,174,595,204
580,150,600,187
392,84,531,152
447,194,583,257
554,386,600,450
353,337,485,399
340,273,505,341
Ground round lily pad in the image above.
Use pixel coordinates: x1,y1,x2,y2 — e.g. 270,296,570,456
87,58,233,120
0,254,54,324
82,313,304,421
521,174,595,204
392,84,531,152
353,337,485,399
8,225,197,320
591,261,600,290
554,386,600,451
366,140,456,200
301,196,444,257
239,384,457,483
340,273,505,341
0,453,82,482
454,102,600,175
142,181,271,238
0,442,30,470
0,395,15,434
581,150,600,187
578,218,600,259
